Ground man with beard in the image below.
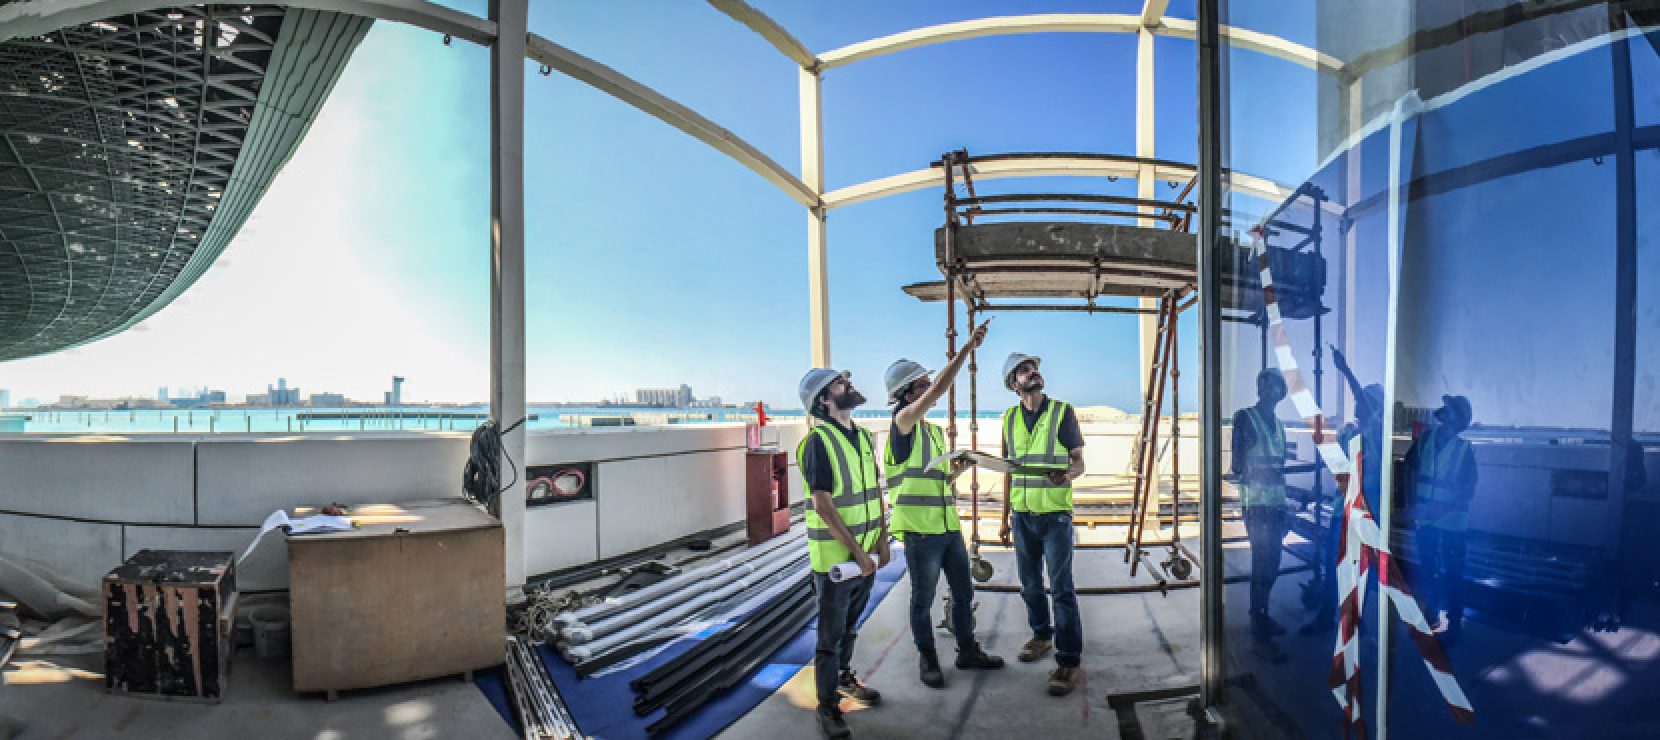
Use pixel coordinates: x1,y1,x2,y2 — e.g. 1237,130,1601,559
997,353,1087,696
797,367,887,739
883,320,1005,689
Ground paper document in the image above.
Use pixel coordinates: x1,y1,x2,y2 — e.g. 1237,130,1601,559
239,510,356,563
921,449,1049,477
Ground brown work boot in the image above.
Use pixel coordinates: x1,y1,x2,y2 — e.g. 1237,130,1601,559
838,668,882,705
1047,665,1082,697
1017,637,1053,663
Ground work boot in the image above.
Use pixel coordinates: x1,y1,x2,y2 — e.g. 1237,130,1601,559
1018,637,1053,663
1252,610,1286,637
955,644,1005,670
1047,665,1082,697
817,705,851,739
839,668,882,705
919,649,945,688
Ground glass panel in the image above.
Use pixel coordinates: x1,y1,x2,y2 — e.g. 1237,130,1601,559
1215,2,1660,737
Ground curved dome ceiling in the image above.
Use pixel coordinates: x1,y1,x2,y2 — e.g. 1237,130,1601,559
0,5,369,361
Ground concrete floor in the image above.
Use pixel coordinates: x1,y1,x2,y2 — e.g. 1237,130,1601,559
724,545,1204,740
0,647,514,740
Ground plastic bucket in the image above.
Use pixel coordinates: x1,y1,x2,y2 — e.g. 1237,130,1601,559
249,606,291,659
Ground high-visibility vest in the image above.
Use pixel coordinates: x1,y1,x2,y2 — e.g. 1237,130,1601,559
1414,425,1473,531
1240,406,1287,508
885,421,959,536
1002,400,1075,513
797,422,884,573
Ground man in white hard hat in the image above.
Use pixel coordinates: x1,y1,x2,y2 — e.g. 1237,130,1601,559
997,353,1086,696
1408,394,1477,642
796,367,886,739
883,320,1005,690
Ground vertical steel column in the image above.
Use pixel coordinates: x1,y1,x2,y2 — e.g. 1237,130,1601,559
489,0,528,589
1195,0,1226,712
800,69,830,367
944,154,960,485
1170,305,1181,542
968,304,980,542
1608,11,1638,573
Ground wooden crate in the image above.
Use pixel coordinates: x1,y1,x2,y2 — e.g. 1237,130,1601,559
103,550,237,702
287,498,504,698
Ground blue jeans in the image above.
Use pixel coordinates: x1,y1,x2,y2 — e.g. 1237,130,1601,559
902,532,976,654
1013,511,1082,667
813,571,874,708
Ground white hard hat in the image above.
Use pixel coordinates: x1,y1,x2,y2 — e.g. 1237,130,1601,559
884,359,932,405
799,368,849,412
1003,352,1041,390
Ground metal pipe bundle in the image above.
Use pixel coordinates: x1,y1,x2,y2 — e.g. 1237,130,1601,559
561,540,805,646
564,551,807,662
558,529,803,629
506,636,584,739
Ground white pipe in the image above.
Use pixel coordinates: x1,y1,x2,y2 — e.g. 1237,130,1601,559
575,560,810,672
559,528,803,627
564,555,809,661
562,541,804,644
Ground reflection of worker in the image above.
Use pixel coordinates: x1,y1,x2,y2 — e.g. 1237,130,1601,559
884,321,1005,690
797,368,886,739
1233,369,1290,643
1304,348,1385,635
1408,395,1477,641
997,353,1087,696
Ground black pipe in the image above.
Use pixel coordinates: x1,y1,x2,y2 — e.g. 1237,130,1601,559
633,583,813,712
631,573,810,690
1196,0,1226,712
646,595,818,735
642,592,817,722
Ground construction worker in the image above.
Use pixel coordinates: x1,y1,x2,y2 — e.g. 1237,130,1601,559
1408,394,1476,642
797,367,886,739
884,321,1005,689
1232,368,1290,645
997,353,1086,696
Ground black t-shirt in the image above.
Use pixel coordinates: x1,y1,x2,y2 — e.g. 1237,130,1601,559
1005,397,1084,455
801,417,868,494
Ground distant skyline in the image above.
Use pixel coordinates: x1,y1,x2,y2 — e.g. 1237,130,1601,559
0,1,1234,411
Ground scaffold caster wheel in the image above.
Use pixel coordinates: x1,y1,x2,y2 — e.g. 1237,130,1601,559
1169,556,1193,581
971,557,994,583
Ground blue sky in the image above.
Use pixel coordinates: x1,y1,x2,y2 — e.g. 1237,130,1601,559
1,1,1262,409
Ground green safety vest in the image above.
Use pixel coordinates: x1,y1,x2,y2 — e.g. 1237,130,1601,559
1414,426,1473,531
885,421,959,536
1240,406,1287,508
1002,400,1075,513
797,422,884,573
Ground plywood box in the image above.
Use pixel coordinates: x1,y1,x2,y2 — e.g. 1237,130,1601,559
287,498,503,696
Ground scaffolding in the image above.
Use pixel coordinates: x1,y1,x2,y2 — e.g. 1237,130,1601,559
905,149,1203,586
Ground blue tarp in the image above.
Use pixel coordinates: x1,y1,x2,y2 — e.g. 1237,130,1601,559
480,555,907,739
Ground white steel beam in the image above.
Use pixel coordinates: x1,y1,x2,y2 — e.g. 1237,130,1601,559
1140,0,1172,28
705,0,818,70
823,158,1305,215
0,0,497,45
1157,17,1344,76
489,0,528,590
800,69,831,367
818,14,1141,70
526,34,816,209
1136,25,1160,394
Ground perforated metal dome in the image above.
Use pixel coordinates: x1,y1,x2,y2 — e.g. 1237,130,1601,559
0,5,369,360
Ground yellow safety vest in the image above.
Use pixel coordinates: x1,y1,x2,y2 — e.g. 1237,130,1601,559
1240,407,1287,508
1414,426,1473,531
1002,400,1075,513
797,422,884,573
885,421,959,536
